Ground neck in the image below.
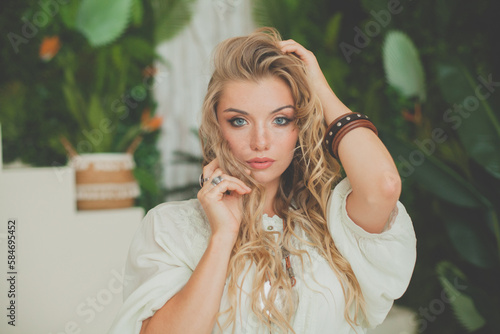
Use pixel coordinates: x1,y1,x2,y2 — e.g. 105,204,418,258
263,180,279,217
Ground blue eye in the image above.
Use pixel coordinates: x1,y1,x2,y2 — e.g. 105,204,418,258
274,117,290,126
229,117,247,127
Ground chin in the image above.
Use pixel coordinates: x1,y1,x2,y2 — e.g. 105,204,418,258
251,175,279,188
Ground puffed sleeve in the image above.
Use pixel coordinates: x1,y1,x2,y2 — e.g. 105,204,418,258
326,176,417,328
107,203,198,334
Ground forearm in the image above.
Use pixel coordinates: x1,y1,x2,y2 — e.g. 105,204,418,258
317,84,400,199
142,233,236,334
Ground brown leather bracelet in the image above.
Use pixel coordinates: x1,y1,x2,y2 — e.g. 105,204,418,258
323,112,378,159
331,119,378,159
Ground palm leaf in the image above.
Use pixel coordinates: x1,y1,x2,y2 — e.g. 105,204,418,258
380,130,491,208
324,12,343,50
438,202,497,268
436,261,486,332
382,30,426,102
437,63,500,179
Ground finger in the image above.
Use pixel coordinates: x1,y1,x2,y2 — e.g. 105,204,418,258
280,44,310,56
208,168,223,183
203,167,223,188
278,41,310,55
207,178,251,197
278,40,304,49
206,171,250,191
216,174,252,192
202,158,220,181
207,172,251,194
279,39,298,45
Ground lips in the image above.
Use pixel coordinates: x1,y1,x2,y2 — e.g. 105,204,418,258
247,157,275,170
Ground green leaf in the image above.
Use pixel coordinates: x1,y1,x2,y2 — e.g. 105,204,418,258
115,124,141,152
151,0,197,44
324,12,342,51
59,1,81,29
437,63,500,179
87,94,103,130
380,130,490,208
122,36,156,62
438,202,497,268
75,0,134,47
84,94,112,152
134,167,160,194
0,82,27,141
62,83,87,130
382,30,426,102
436,262,486,332
131,0,144,26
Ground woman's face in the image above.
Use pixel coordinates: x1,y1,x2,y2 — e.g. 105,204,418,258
216,76,299,191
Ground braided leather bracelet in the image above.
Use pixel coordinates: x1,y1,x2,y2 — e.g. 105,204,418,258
324,112,378,159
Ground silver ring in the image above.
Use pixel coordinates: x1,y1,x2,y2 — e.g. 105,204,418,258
211,176,223,186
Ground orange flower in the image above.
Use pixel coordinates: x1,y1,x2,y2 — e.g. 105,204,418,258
39,36,61,61
142,65,157,78
140,108,163,132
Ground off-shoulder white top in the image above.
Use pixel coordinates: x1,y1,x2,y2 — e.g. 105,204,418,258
107,176,417,334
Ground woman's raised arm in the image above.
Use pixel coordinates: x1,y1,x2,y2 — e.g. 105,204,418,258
279,40,401,234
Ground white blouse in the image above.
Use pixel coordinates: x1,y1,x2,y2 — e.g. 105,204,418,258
107,176,417,334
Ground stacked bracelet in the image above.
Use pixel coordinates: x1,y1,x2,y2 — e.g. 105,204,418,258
324,112,378,159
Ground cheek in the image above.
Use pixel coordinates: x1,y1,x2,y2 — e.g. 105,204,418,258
285,128,299,150
280,128,299,161
221,128,245,154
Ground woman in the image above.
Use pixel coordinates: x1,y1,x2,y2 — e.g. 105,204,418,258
108,27,416,334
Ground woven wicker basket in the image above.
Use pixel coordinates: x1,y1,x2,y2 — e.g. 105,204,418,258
70,153,140,210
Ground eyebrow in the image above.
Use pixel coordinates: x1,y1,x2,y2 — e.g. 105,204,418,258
222,105,295,115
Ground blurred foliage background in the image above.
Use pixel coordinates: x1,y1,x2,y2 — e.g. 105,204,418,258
0,0,196,210
250,0,500,333
1,0,500,332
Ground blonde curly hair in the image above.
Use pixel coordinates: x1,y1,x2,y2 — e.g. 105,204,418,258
199,27,366,333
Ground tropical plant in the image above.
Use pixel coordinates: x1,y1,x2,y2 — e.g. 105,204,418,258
252,1,500,333
381,30,500,333
0,0,197,211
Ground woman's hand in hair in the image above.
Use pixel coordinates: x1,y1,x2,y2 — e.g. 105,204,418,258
279,39,352,124
197,158,252,244
278,39,331,96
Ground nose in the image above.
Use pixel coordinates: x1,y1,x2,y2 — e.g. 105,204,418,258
250,126,270,151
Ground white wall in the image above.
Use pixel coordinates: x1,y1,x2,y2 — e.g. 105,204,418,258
0,146,143,333
153,0,256,193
